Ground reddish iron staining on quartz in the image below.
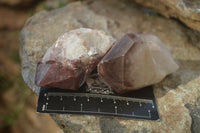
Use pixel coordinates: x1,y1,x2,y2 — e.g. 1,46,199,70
35,28,115,90
35,29,179,93
98,33,179,94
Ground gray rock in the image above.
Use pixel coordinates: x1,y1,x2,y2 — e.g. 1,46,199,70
133,0,200,32
131,128,150,133
20,0,200,132
185,101,200,133
99,118,127,133
185,28,200,49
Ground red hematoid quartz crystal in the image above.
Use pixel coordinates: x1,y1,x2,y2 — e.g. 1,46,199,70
35,28,115,90
98,33,179,94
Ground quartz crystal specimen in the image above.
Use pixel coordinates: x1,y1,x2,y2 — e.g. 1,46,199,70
35,28,115,90
98,33,179,94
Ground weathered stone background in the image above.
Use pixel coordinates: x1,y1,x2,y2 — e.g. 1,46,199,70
133,0,200,33
20,0,200,132
0,0,65,133
0,0,34,6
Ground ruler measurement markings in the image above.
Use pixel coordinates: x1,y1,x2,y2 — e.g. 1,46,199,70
127,101,129,106
100,98,103,102
38,87,159,120
46,93,50,100
148,110,151,118
44,109,151,118
47,92,153,104
139,102,142,107
132,111,135,116
80,104,83,112
151,102,155,109
45,95,150,115
63,96,78,111
42,105,46,111
115,106,118,114
114,99,116,104
41,105,153,119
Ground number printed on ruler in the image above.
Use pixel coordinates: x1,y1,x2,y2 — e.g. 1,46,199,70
37,92,158,120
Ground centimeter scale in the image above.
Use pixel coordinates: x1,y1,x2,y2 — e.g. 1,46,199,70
37,83,159,120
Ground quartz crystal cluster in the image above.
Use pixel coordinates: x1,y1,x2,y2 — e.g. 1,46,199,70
35,28,115,90
98,33,179,93
35,28,179,93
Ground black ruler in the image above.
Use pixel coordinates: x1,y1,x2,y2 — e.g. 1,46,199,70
37,86,159,120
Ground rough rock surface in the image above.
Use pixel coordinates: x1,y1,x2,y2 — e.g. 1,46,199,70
185,98,200,133
20,0,200,132
133,0,200,33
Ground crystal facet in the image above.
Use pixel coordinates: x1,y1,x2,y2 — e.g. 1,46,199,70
98,33,179,94
35,28,115,90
